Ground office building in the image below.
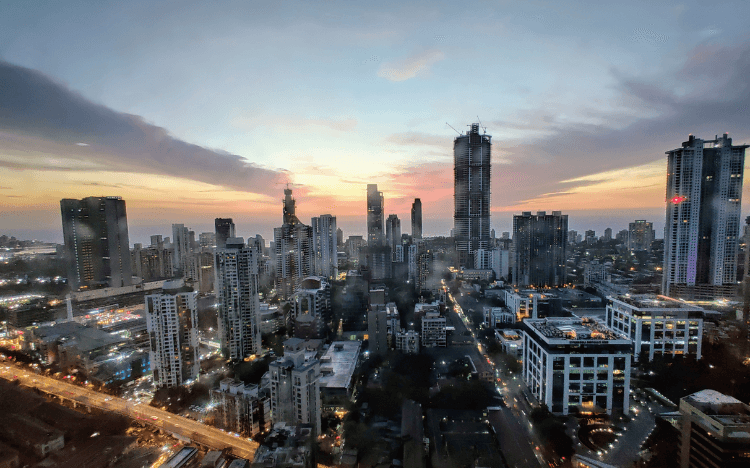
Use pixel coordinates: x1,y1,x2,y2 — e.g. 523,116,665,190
606,294,703,362
522,317,631,415
411,198,422,239
145,279,199,388
215,218,236,249
215,238,262,360
628,220,654,251
311,214,338,279
269,338,321,435
663,134,748,298
367,184,385,246
386,214,401,258
678,389,750,468
60,196,133,289
513,211,568,288
454,123,492,268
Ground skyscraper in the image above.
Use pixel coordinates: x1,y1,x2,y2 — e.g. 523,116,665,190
411,198,422,239
513,211,568,288
386,214,401,257
627,220,654,251
172,223,192,276
274,188,313,298
311,214,338,279
663,134,748,298
215,237,262,360
145,279,199,388
367,184,384,246
215,218,235,249
60,196,132,289
454,123,491,268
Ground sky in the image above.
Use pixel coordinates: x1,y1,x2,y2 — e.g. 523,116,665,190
1,0,750,245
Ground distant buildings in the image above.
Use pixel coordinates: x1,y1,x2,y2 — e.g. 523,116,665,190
627,220,654,251
210,378,270,437
274,188,313,299
512,211,568,288
522,317,631,415
454,123,492,268
663,134,748,299
386,214,401,259
367,184,385,246
606,294,703,362
60,196,132,289
269,339,322,435
145,279,199,388
291,276,331,339
215,237,262,360
171,223,194,278
411,198,422,239
483,307,514,328
678,389,750,468
215,218,235,249
311,214,338,279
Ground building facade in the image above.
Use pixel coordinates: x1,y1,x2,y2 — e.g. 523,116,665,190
60,196,132,289
513,211,568,288
269,338,322,435
211,378,271,437
454,123,492,268
145,280,199,388
367,184,385,246
663,134,748,298
522,317,631,415
386,214,401,260
411,198,422,239
627,220,654,251
421,311,446,347
311,214,338,279
215,218,235,249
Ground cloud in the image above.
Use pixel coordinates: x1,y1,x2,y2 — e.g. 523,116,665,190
377,49,445,82
384,131,451,148
232,114,357,132
0,61,288,196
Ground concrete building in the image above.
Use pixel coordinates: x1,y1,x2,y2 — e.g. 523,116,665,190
211,378,271,437
513,211,568,288
215,238,262,360
319,341,361,412
495,329,523,358
663,134,748,299
131,241,173,282
367,307,389,356
483,307,514,328
145,279,199,388
259,303,283,334
386,214,401,261
269,339,321,435
411,198,422,239
396,330,420,354
475,248,510,281
215,218,236,250
311,214,337,279
606,295,704,362
678,389,750,468
522,317,631,415
251,423,314,468
291,276,331,338
172,223,194,278
367,184,384,246
627,220,654,251
454,123,492,268
421,310,446,347
60,196,132,290
584,260,608,288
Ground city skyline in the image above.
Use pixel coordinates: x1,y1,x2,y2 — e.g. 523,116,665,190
3,1,750,244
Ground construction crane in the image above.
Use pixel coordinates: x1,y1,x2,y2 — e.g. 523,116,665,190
477,116,487,134
446,122,461,135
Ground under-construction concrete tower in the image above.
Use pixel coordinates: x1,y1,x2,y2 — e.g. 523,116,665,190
454,123,492,268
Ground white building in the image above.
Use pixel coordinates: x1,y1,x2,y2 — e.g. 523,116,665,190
421,311,446,347
319,341,361,411
475,248,510,280
606,295,703,362
396,330,420,354
503,289,537,320
312,214,338,279
495,329,522,358
483,307,514,328
522,317,631,415
215,238,261,360
269,338,321,435
145,279,199,388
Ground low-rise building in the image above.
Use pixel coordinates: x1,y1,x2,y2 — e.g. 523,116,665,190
495,329,523,358
606,294,703,362
259,303,283,335
483,307,514,328
522,317,632,415
421,311,446,348
251,423,314,468
319,341,361,412
395,329,420,354
678,389,750,468
211,378,271,437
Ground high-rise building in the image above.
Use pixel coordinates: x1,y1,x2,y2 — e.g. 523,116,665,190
311,215,337,279
628,220,654,251
336,227,344,247
172,224,193,276
145,279,199,388
386,214,401,258
411,198,422,239
274,188,313,299
215,218,235,250
513,211,568,288
677,390,750,468
603,228,612,242
663,134,748,298
269,338,321,435
282,186,298,225
60,196,132,290
215,238,261,360
367,184,384,246
454,123,492,268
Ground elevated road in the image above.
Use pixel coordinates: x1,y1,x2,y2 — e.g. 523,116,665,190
0,364,258,460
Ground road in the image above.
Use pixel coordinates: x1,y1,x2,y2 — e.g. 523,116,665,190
447,286,548,467
0,363,258,460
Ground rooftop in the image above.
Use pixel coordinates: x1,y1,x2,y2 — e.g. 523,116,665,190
610,294,703,312
30,321,127,352
526,317,622,342
319,341,361,390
